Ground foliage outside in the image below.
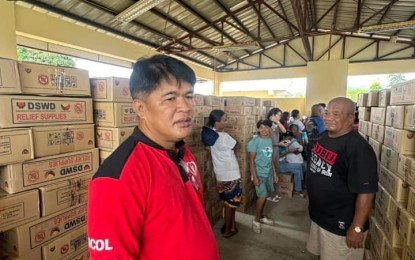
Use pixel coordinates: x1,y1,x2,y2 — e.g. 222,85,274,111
17,46,76,67
347,74,407,102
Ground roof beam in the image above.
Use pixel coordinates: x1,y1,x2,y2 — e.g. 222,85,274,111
354,0,363,30
249,0,276,39
347,40,376,59
393,11,415,36
378,46,413,59
316,36,343,60
287,42,308,62
360,0,399,26
263,1,299,33
310,0,342,30
290,0,312,60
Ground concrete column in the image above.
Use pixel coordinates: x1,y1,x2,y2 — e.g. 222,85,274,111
305,60,349,114
0,2,17,59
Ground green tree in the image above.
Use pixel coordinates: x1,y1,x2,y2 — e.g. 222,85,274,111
347,87,369,102
369,79,382,91
387,74,406,87
17,46,76,67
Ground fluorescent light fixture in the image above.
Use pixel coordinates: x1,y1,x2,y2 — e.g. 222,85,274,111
212,41,259,52
359,20,415,33
115,0,168,23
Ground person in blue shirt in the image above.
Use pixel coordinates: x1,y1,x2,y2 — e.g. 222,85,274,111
247,119,277,234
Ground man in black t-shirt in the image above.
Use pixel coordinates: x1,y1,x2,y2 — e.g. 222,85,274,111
306,97,378,260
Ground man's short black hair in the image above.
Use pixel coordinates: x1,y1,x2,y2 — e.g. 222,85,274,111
130,55,196,100
291,109,300,118
256,119,273,129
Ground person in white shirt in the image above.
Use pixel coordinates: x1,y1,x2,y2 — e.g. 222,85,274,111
279,131,305,197
202,109,242,238
289,109,305,132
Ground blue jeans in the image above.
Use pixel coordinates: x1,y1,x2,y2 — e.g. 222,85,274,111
279,160,303,192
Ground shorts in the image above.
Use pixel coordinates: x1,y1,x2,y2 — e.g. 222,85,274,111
306,221,366,260
217,179,242,208
255,175,275,198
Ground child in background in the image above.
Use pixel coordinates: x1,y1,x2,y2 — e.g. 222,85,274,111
202,109,242,238
279,131,305,198
247,119,277,234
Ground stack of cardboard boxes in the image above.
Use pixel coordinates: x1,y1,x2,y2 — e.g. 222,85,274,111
90,77,136,163
0,58,96,259
357,80,415,260
224,96,261,212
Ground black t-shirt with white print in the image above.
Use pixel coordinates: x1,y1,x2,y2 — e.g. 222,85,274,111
307,130,378,236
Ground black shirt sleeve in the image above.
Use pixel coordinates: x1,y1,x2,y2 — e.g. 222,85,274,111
347,134,379,194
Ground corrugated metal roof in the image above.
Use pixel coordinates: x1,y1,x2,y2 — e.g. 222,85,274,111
19,0,415,71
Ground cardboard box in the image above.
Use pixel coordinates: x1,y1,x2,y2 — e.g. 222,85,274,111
99,150,112,165
194,106,211,117
390,105,406,129
90,77,131,102
357,93,368,107
407,187,415,217
0,58,21,94
388,198,403,225
359,120,371,136
371,123,385,143
277,182,293,198
378,89,391,107
225,106,253,116
369,217,386,258
0,95,93,128
32,124,95,158
367,91,379,107
409,221,415,254
0,190,39,232
0,128,33,166
0,205,87,256
203,95,224,106
96,126,134,151
94,102,138,127
0,248,41,260
193,94,204,106
278,172,293,183
225,96,256,106
383,217,404,248
383,241,402,260
18,62,90,96
368,138,381,160
402,246,415,260
379,165,408,204
41,225,87,260
226,125,254,135
381,144,399,176
391,79,415,105
398,208,415,242
398,154,415,186
384,127,415,155
385,106,393,126
39,174,92,217
226,115,256,126
376,183,391,216
358,107,371,121
370,107,386,125
0,149,99,194
192,117,206,129
405,105,415,131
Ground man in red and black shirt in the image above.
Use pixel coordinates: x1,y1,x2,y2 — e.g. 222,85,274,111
87,55,219,259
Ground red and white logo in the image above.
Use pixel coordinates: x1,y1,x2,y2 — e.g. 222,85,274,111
74,103,83,114
38,74,49,85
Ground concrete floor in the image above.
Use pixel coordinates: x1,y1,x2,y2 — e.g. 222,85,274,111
213,196,319,260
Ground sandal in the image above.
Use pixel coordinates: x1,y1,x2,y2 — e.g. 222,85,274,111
223,228,239,238
221,225,238,234
266,195,280,202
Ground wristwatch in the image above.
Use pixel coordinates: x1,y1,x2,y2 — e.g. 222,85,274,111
353,226,362,233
